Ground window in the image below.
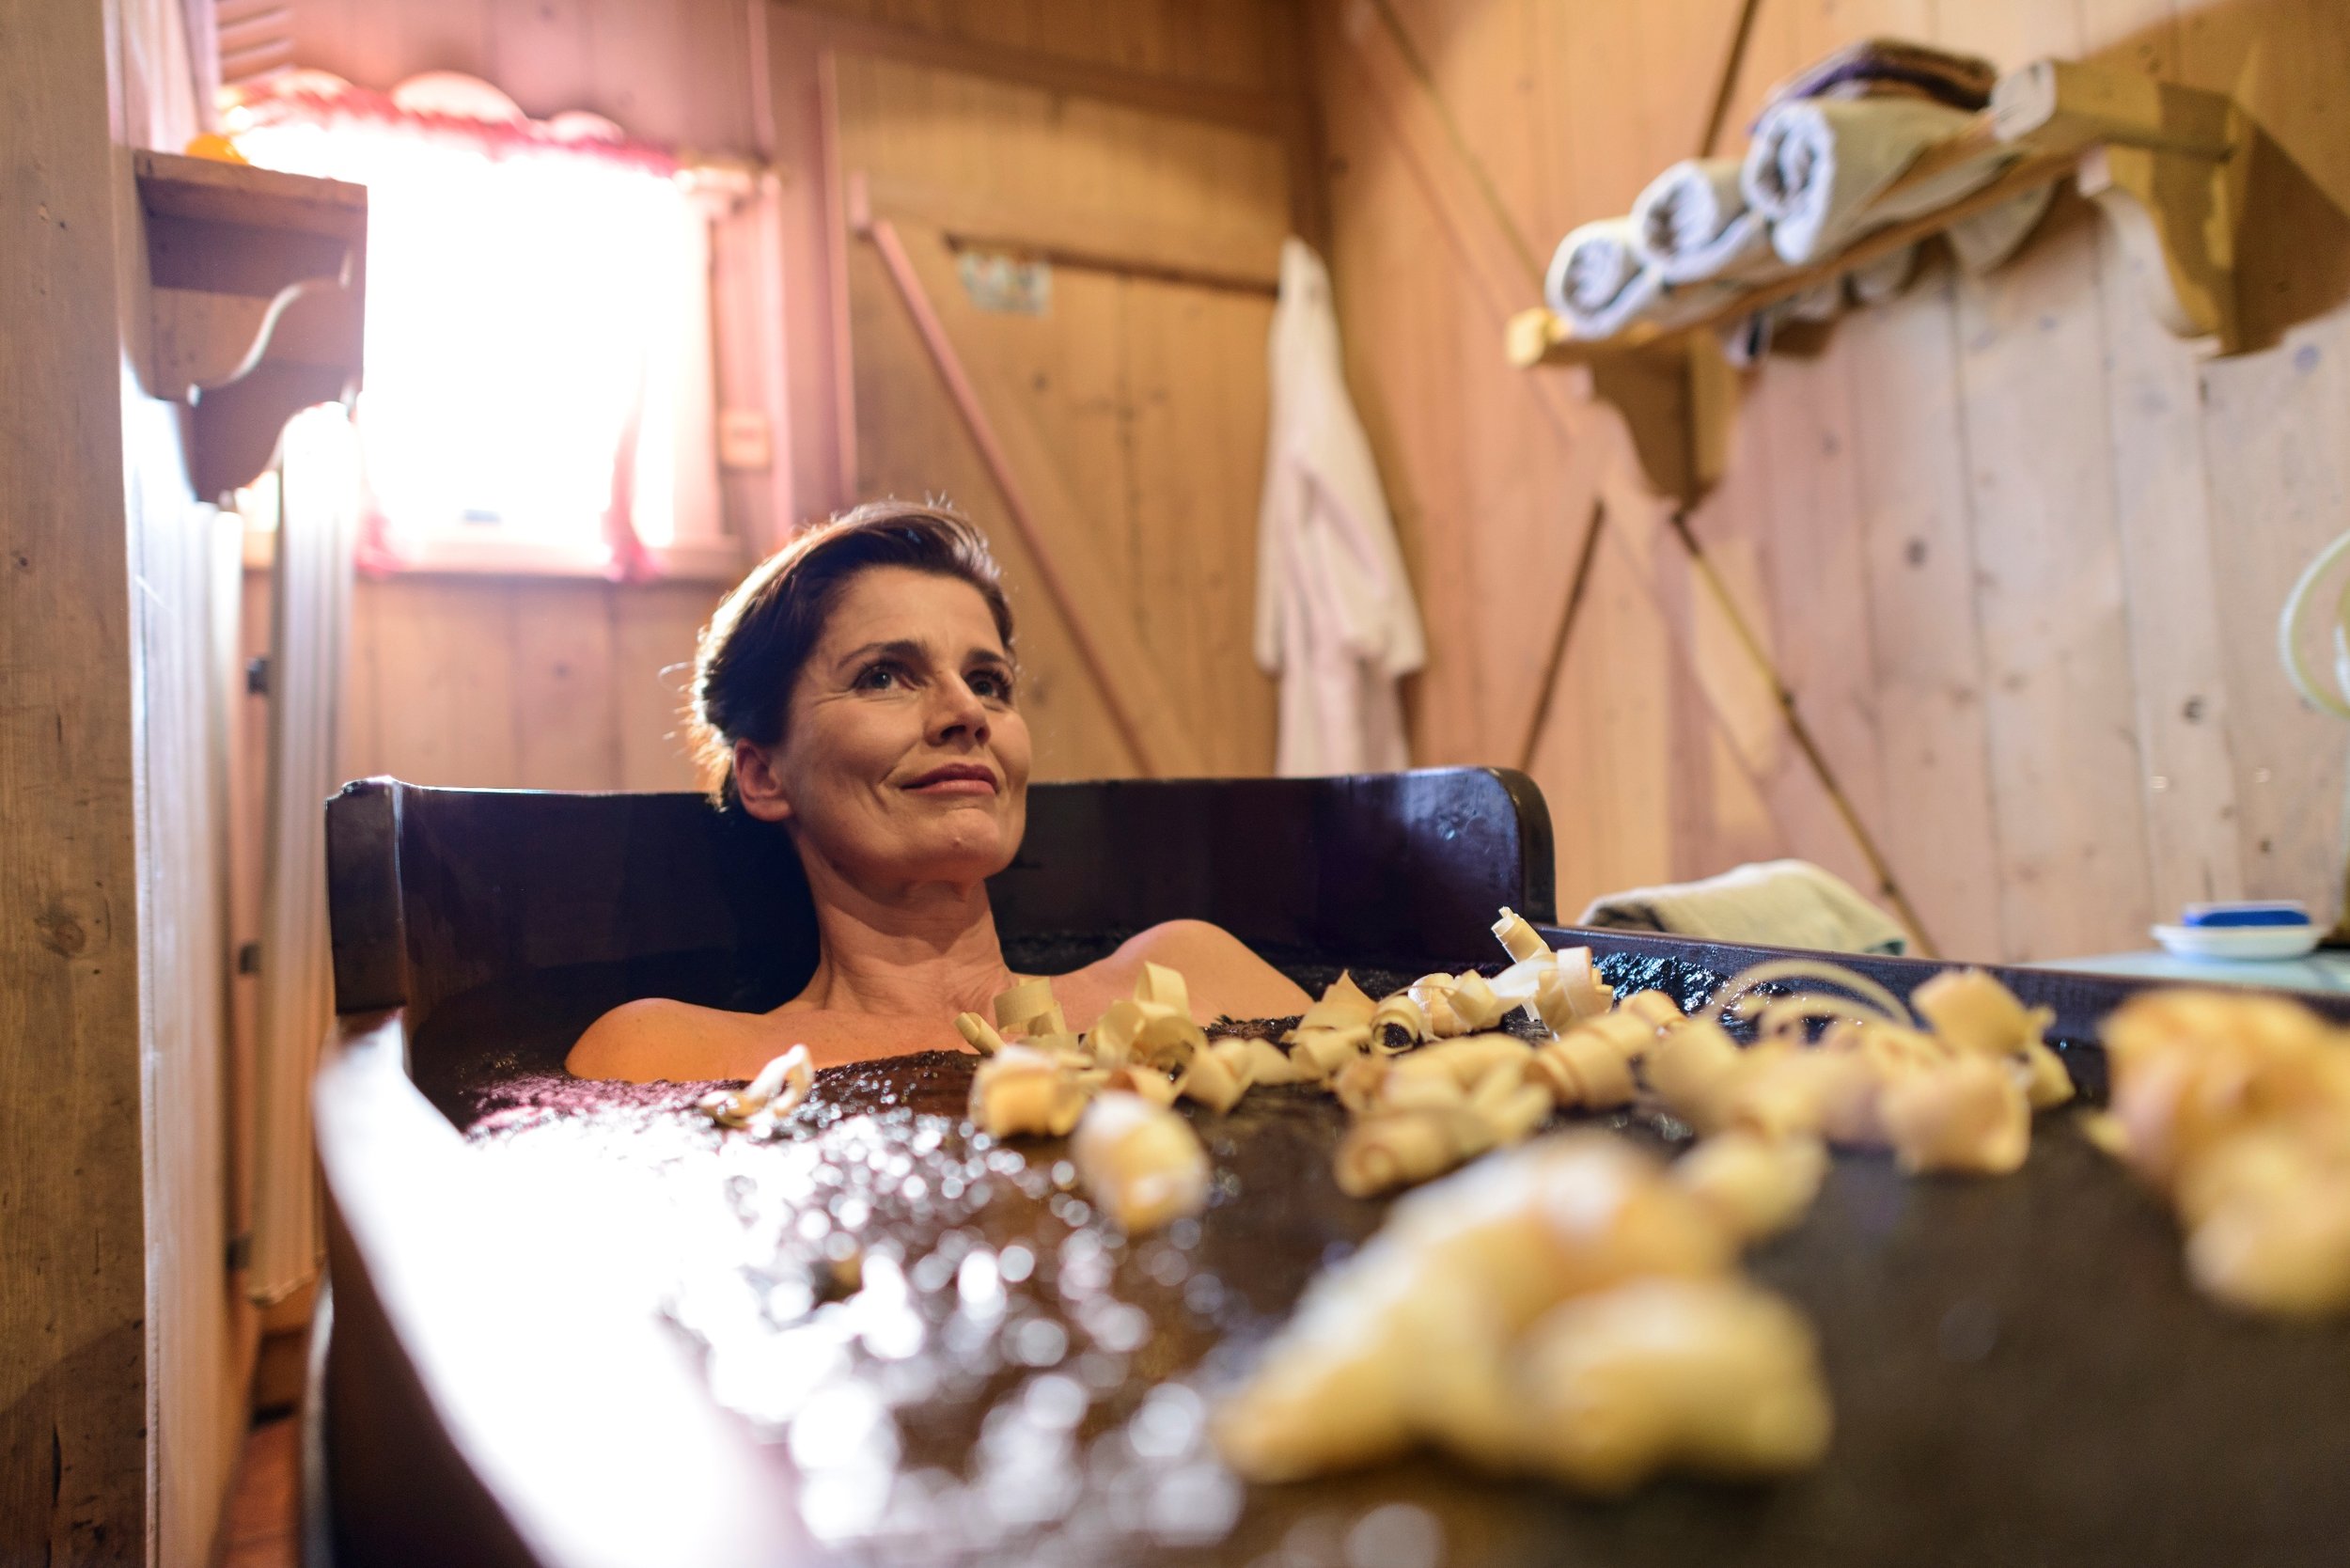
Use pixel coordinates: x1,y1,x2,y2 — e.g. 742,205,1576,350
226,71,728,577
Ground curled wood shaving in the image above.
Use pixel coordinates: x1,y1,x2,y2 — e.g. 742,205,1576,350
697,1044,813,1131
2099,988,2350,1317
1072,1090,1210,1233
1214,1135,1815,1491
953,1011,1006,1056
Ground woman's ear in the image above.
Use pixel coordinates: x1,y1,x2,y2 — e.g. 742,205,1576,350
732,738,794,823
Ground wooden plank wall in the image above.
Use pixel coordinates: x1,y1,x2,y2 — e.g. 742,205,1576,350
825,41,1291,778
1310,0,2350,964
0,4,152,1560
5,0,251,1561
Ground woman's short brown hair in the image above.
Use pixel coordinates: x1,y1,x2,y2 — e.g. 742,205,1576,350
688,499,1014,805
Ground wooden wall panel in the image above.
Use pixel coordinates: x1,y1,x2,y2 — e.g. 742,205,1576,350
784,0,1285,93
0,5,150,1559
841,238,1140,779
829,43,1289,780
1309,0,2350,961
1123,280,1282,775
332,574,713,792
1841,275,2007,962
2186,0,2350,913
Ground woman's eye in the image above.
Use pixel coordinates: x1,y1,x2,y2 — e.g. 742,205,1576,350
854,662,904,691
969,668,1013,701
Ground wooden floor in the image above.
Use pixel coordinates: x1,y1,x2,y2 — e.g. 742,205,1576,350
220,1416,298,1568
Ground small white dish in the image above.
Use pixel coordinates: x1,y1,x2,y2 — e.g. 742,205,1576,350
2151,923,2323,962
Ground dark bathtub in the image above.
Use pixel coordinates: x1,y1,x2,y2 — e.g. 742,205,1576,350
311,771,2350,1568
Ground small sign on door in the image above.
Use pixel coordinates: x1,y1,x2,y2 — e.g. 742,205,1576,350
957,249,1052,316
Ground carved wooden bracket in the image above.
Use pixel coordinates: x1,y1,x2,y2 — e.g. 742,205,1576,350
133,150,368,499
1996,59,2245,352
1508,56,2249,504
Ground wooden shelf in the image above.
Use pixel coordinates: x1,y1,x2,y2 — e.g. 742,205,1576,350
133,150,368,500
1508,58,2248,504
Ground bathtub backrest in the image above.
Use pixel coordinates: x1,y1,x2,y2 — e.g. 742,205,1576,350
325,769,1555,1029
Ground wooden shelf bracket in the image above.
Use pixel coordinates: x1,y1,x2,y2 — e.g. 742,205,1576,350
1507,56,2250,504
133,150,368,500
1998,60,2248,352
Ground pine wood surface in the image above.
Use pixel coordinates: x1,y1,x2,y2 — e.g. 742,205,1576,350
0,5,152,1560
1315,0,2350,964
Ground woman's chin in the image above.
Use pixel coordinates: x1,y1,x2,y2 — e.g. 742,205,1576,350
890,827,1015,886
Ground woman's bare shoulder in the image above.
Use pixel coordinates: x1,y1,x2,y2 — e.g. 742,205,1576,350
565,997,776,1083
1081,919,1310,1020
568,996,975,1080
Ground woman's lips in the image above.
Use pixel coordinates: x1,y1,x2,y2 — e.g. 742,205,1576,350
901,762,999,796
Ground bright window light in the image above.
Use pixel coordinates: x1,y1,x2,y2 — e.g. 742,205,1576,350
228,73,719,570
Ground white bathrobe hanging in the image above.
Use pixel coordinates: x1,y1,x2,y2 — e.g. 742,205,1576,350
1255,239,1427,776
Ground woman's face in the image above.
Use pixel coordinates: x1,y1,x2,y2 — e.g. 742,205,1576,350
736,566,1030,889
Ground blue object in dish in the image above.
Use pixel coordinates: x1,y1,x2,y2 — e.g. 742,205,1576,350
2181,901,2313,929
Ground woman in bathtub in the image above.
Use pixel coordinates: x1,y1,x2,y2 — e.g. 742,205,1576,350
565,501,1308,1081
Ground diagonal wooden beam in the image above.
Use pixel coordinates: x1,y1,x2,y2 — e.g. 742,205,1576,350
852,190,1208,776
1518,497,1606,772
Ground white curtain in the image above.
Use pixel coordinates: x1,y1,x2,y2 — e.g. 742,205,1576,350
248,406,360,1305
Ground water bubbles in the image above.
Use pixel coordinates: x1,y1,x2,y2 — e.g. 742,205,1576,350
1146,1460,1242,1545
1011,1316,1071,1367
1051,1159,1078,1188
790,1382,898,1471
1342,1502,1444,1568
1075,1348,1129,1390
1183,1272,1228,1317
1168,1216,1203,1249
957,1249,1005,1318
910,1247,957,1295
1126,1382,1205,1460
1084,1299,1151,1354
797,1463,896,1543
997,1242,1037,1283
1145,1244,1193,1287
764,1274,816,1324
1022,1372,1089,1431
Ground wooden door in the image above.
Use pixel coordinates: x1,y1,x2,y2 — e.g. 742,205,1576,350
829,52,1287,781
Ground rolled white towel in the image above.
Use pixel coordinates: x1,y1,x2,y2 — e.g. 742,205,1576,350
1544,217,1664,339
1630,159,1778,286
1742,97,2014,266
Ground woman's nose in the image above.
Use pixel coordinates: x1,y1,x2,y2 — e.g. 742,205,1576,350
928,679,991,745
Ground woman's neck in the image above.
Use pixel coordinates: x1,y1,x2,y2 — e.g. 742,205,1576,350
791,851,1018,1019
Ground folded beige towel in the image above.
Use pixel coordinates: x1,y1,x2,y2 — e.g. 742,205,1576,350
1577,859,1910,956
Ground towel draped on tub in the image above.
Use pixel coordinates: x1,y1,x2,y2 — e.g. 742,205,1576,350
1577,859,1912,957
